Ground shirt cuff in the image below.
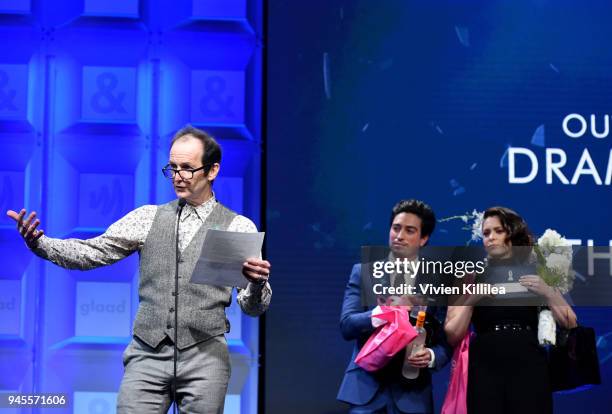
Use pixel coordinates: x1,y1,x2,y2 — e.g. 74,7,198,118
247,279,268,293
427,348,436,369
28,235,49,257
371,305,386,327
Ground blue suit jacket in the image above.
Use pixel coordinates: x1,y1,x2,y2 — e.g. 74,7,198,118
337,263,452,413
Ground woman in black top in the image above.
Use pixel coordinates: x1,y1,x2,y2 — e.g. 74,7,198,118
444,206,577,414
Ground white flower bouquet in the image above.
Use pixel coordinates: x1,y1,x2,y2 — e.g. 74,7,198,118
534,229,574,294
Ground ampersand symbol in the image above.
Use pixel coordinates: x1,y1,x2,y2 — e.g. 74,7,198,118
199,76,234,118
90,72,127,114
0,70,18,111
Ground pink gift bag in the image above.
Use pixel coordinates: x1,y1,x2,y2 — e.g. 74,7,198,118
354,306,417,372
441,332,472,414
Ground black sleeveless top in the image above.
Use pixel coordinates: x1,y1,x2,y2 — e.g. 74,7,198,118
472,257,540,333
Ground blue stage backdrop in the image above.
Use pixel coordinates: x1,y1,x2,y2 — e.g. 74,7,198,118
266,1,612,413
0,1,263,413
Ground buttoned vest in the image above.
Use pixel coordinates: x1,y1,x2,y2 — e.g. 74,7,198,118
133,199,237,349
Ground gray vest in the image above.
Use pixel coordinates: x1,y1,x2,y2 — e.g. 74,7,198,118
133,199,237,350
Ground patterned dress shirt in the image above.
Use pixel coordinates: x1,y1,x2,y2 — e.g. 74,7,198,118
30,195,271,314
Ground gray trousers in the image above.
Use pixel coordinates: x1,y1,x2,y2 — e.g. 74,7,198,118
117,335,230,414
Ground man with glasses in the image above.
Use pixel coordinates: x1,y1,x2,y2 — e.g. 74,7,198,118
7,126,271,413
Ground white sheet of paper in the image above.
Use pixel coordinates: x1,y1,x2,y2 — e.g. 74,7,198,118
190,230,265,288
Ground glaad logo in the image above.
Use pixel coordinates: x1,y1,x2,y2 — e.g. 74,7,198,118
0,297,16,311
80,299,126,316
508,114,612,185
89,178,123,217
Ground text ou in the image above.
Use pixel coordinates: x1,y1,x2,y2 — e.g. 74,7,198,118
563,114,610,139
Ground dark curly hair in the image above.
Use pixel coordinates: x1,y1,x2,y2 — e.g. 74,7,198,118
483,206,534,249
389,199,436,239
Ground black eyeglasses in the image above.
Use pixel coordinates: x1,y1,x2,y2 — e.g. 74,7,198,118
162,164,208,180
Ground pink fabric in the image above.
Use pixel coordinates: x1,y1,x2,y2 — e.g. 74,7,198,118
441,332,472,414
354,306,417,372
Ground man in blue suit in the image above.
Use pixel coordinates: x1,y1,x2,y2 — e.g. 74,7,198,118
337,199,452,413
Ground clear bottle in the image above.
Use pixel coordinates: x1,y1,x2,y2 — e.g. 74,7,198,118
402,310,427,379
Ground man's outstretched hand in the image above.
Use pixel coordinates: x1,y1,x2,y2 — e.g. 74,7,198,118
6,209,44,247
242,258,271,285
